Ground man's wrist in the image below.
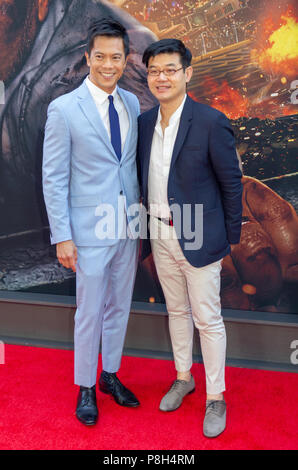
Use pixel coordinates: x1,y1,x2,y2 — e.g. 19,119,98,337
57,239,73,245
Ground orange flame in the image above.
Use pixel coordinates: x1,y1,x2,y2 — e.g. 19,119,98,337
189,7,298,120
201,77,249,120
192,76,297,120
251,8,298,79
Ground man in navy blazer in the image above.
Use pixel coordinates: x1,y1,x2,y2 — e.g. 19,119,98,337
137,39,243,437
43,19,141,426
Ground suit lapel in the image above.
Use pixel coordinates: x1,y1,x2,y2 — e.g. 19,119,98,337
77,81,118,161
117,87,132,160
169,95,193,173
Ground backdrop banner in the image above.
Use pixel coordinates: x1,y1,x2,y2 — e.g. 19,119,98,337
0,0,297,314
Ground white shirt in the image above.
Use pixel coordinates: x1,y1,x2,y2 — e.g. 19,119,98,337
148,95,187,219
85,76,129,151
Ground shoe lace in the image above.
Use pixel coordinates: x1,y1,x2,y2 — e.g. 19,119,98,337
206,400,223,414
169,379,186,393
80,388,95,407
112,375,125,394
81,396,92,406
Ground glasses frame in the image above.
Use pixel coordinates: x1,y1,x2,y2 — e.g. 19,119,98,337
147,66,184,77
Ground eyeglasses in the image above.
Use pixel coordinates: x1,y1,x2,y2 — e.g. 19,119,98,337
147,67,184,77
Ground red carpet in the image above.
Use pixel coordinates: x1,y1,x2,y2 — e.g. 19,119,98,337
0,344,297,450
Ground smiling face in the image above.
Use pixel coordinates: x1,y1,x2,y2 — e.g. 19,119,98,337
85,35,127,94
0,0,40,83
147,52,192,106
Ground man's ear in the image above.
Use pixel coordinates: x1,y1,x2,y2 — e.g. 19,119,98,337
38,0,50,22
85,51,91,67
185,66,193,84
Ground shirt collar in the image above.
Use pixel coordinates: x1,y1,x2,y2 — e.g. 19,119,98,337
156,94,187,127
85,76,118,104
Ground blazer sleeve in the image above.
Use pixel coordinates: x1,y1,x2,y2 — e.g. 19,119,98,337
135,95,141,117
208,112,243,244
42,101,72,245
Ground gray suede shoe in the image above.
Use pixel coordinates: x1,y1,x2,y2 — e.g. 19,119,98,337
203,399,226,438
159,376,195,411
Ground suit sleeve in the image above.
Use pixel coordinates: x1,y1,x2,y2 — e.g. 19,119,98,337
42,101,72,245
136,115,143,193
208,112,243,244
135,95,141,117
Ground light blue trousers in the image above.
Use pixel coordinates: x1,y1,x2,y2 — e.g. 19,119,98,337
74,237,138,387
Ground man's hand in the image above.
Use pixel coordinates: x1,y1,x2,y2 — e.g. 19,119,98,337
56,240,78,272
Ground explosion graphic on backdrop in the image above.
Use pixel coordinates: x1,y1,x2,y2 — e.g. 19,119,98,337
189,4,298,120
252,8,297,80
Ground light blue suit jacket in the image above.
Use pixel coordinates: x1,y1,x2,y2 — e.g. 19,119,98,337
42,80,140,246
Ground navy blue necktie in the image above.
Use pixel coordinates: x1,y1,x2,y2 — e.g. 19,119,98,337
108,95,121,161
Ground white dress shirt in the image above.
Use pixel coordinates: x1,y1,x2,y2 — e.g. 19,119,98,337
148,94,187,219
85,76,129,151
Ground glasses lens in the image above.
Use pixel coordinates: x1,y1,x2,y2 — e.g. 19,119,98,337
148,67,182,76
164,69,176,76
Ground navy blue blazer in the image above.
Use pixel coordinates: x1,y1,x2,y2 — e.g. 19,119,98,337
137,94,243,268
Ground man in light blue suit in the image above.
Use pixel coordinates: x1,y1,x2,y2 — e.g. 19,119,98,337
43,18,141,426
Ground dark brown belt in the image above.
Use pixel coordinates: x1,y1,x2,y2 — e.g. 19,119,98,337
156,216,173,226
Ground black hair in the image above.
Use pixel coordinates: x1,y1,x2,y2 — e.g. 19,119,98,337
86,17,130,57
142,38,192,68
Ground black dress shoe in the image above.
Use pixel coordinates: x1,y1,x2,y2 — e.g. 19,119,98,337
99,371,140,407
76,385,98,425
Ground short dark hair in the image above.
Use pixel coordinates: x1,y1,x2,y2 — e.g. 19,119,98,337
86,18,130,57
142,39,192,68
